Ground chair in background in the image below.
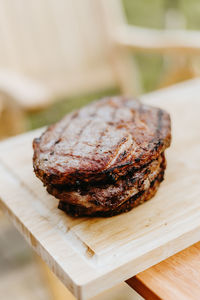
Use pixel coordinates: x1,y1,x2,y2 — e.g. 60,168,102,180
1,0,200,139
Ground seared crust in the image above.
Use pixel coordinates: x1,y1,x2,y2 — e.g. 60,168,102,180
46,153,165,211
58,171,164,217
33,97,171,217
33,97,171,186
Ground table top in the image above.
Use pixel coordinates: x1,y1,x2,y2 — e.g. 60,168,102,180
0,78,200,300
127,242,200,300
128,79,200,300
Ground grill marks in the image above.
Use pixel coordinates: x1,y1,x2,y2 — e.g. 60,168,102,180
43,112,78,155
96,126,108,153
70,119,92,157
33,97,171,217
33,98,171,185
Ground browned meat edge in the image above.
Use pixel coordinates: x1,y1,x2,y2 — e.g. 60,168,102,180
33,98,171,186
46,153,165,210
58,171,164,217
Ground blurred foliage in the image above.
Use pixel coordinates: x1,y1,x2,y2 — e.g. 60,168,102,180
122,0,165,92
123,0,200,30
180,0,200,29
123,0,165,29
122,0,200,92
29,0,200,129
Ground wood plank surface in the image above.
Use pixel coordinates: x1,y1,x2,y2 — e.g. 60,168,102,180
0,79,200,299
127,242,200,300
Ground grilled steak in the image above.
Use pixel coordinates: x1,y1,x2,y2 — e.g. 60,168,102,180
47,153,165,213
33,98,171,186
33,97,171,217
58,173,164,217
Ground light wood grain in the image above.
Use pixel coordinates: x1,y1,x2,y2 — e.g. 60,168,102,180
127,242,200,300
0,79,200,299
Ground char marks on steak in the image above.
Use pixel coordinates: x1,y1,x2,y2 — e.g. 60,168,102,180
33,97,171,217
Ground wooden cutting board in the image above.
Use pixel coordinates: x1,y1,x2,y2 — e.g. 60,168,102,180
0,79,200,300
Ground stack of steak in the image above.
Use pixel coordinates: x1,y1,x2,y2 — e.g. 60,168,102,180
33,97,171,217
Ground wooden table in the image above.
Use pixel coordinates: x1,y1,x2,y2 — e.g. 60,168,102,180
127,79,200,300
127,242,200,300
0,79,200,299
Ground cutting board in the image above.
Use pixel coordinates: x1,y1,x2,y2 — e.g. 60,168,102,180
0,79,200,300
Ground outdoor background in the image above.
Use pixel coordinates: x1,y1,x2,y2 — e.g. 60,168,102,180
28,0,200,129
1,0,200,299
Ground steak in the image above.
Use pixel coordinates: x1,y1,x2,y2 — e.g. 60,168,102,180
47,153,165,212
58,173,164,217
33,97,171,217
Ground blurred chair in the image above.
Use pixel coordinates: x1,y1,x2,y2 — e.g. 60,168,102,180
0,0,140,109
1,0,200,138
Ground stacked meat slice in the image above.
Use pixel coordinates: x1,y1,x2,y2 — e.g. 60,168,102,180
33,97,171,217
